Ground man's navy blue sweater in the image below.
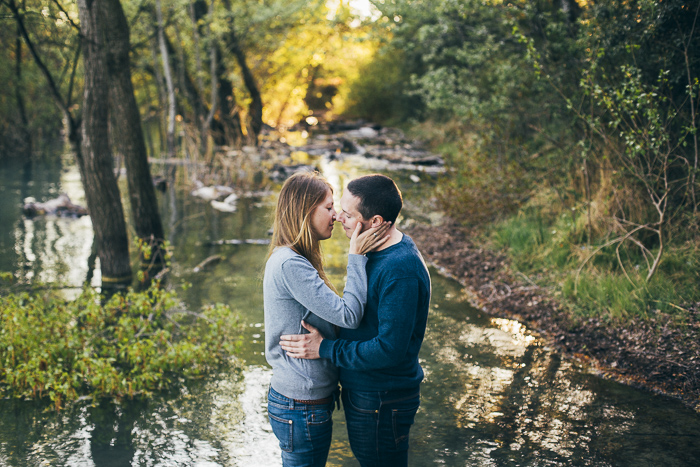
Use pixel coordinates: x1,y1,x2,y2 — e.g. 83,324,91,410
319,233,431,391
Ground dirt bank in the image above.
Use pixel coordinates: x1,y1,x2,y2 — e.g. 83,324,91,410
406,220,700,412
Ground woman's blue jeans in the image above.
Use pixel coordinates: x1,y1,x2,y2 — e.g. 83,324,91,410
267,386,335,467
341,387,420,467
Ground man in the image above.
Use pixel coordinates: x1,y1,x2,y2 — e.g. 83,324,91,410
280,174,431,466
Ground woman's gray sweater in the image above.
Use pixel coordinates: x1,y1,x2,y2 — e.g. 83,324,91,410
263,247,367,400
263,247,368,400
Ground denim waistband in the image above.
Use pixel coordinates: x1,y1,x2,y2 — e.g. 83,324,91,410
268,386,338,409
342,386,420,403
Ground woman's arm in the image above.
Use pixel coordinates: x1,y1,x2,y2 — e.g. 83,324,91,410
280,253,367,329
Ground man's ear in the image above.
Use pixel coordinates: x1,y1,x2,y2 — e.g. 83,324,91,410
370,215,384,227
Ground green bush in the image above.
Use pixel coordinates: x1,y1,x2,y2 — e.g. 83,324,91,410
0,285,241,410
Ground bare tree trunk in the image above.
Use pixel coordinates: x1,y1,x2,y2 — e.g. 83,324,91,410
103,0,166,272
203,0,217,136
189,1,206,103
684,48,699,215
215,54,244,147
150,39,167,154
205,38,218,134
228,28,263,141
155,0,177,157
14,23,31,149
222,0,262,142
77,0,132,289
191,0,243,147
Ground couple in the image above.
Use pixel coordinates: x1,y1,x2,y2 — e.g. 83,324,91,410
263,171,431,467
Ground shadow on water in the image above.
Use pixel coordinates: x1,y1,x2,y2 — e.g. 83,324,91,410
1,154,700,466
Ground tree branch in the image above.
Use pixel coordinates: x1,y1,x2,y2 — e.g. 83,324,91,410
5,0,73,122
51,0,81,32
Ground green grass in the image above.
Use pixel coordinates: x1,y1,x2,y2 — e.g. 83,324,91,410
485,201,700,322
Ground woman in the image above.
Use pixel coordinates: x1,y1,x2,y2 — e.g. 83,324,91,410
263,171,389,466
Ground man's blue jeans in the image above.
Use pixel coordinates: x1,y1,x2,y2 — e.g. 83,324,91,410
341,386,420,467
267,386,335,467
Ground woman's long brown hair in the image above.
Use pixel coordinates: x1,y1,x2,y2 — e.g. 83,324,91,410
268,171,337,292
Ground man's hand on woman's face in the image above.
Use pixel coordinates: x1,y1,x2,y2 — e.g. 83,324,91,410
349,221,391,255
280,321,323,360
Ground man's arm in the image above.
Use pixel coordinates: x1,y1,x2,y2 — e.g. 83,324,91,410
280,277,419,370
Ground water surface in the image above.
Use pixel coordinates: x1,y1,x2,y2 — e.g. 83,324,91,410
0,155,699,466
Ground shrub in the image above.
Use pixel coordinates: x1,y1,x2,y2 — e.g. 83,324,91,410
0,284,241,410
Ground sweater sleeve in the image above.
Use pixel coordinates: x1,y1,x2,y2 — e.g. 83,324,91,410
319,277,418,369
280,253,368,329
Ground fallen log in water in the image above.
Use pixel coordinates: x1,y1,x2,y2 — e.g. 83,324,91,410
209,238,270,246
193,255,224,272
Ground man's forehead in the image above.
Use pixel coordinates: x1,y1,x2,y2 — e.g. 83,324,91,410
340,191,361,212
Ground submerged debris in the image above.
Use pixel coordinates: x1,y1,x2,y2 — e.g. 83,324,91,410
22,194,88,218
191,184,235,201
211,193,238,213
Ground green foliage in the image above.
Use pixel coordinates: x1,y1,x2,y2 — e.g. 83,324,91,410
0,0,79,155
344,46,421,124
345,0,699,322
0,285,241,410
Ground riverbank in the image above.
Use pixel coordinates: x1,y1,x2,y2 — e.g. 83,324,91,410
406,220,700,412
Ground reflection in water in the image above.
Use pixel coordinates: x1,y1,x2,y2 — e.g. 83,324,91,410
0,366,277,466
9,162,95,290
211,366,279,464
1,157,700,466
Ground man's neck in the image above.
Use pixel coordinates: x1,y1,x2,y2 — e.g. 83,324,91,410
374,226,402,252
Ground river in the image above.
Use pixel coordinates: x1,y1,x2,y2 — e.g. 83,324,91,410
1,144,699,466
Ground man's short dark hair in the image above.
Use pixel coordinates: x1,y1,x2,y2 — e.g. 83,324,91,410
347,174,403,224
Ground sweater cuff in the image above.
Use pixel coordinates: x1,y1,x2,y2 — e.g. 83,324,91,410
319,338,334,360
348,254,369,264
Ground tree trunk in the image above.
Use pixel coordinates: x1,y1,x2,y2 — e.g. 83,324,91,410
77,0,132,289
103,0,166,272
189,0,206,132
203,0,217,138
223,10,263,142
14,23,31,149
149,39,167,153
191,0,243,147
9,0,131,288
155,0,177,157
214,51,244,147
